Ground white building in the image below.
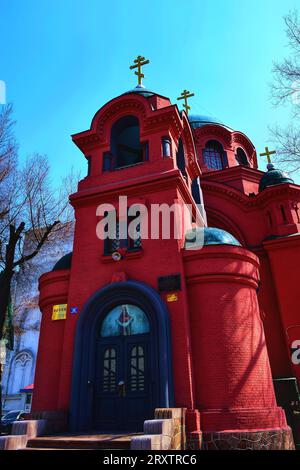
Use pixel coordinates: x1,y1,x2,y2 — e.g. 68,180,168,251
2,223,74,413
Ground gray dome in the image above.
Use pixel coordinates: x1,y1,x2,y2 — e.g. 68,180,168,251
259,163,294,192
123,85,156,98
52,252,73,271
185,227,241,250
188,114,233,131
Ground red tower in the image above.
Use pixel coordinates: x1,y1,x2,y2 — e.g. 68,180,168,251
32,85,299,450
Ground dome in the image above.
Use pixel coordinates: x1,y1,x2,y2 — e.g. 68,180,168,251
259,163,294,192
185,227,241,250
52,252,73,271
122,85,157,98
188,114,233,131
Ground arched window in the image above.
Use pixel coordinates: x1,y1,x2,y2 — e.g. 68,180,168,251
100,305,150,337
236,147,249,166
191,177,202,205
9,351,33,394
176,139,187,176
110,116,144,169
280,205,288,224
203,140,227,170
162,136,171,157
104,210,142,255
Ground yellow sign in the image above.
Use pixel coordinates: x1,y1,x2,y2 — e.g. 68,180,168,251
166,293,178,303
52,304,67,321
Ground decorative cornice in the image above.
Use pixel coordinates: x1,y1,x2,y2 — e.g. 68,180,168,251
201,180,300,209
72,132,101,152
70,169,192,208
194,125,232,147
202,165,262,184
183,245,260,268
201,181,251,206
96,99,147,139
263,233,300,251
232,132,256,159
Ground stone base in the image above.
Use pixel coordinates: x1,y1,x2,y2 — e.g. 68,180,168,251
202,427,295,450
186,431,203,450
0,435,28,450
27,410,68,435
12,419,47,438
131,408,186,450
0,419,48,451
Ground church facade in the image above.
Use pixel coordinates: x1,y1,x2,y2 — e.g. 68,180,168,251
31,81,300,449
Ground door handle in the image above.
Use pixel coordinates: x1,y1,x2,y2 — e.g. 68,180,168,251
118,380,126,397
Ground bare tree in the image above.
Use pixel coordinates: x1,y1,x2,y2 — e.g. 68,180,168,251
0,104,76,340
270,10,300,172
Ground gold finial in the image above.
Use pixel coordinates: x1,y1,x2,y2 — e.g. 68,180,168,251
177,89,195,115
129,55,150,86
260,146,276,164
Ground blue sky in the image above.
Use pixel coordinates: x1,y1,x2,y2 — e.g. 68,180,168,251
0,0,299,183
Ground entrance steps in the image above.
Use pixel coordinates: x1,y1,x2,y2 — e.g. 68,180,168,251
26,433,140,450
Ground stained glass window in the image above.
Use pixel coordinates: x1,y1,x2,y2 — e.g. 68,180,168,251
100,304,150,337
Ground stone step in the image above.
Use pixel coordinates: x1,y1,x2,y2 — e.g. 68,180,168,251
26,434,139,450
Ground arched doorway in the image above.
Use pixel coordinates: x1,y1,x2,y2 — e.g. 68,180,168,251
70,281,173,433
95,304,152,431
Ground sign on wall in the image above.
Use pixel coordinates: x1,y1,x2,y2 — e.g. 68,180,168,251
166,293,178,303
52,304,67,321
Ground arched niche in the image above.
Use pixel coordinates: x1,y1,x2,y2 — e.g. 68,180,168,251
110,115,143,169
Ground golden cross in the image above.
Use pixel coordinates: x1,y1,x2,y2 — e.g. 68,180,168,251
129,55,150,86
260,146,276,164
177,89,195,115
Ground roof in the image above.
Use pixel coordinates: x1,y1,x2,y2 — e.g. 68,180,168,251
259,164,294,192
185,227,241,250
188,114,233,131
52,252,73,271
20,384,34,393
122,85,167,99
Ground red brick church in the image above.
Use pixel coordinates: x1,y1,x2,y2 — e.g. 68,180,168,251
31,62,300,450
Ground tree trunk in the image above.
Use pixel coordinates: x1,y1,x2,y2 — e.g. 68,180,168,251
0,268,13,340
0,222,25,339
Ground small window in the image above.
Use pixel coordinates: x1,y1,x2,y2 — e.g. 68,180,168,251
203,140,227,170
104,220,128,254
280,205,287,224
236,148,249,166
191,178,202,205
103,152,113,172
176,139,187,176
104,213,141,255
87,156,91,176
162,136,171,157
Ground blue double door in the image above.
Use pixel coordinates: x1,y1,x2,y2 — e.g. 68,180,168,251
94,333,154,432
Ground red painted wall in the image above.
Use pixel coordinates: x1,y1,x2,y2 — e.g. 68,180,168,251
183,245,286,431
